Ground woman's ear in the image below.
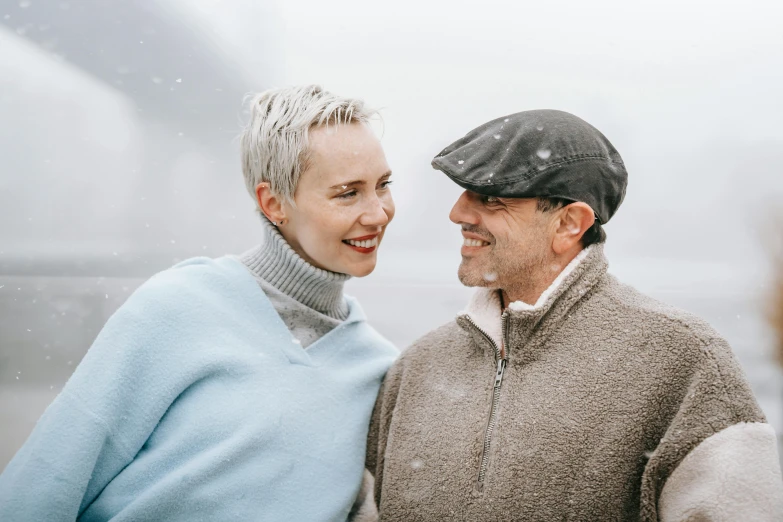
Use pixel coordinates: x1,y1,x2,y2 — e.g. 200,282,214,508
255,182,287,224
552,202,595,255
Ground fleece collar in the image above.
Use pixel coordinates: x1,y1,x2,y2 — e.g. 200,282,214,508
460,286,505,349
458,245,601,350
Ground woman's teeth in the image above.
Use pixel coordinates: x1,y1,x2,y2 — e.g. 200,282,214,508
464,238,489,247
345,237,379,248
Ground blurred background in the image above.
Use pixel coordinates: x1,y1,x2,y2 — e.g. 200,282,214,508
2,0,783,469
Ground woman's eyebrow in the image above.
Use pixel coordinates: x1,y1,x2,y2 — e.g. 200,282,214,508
330,180,365,190
330,171,392,190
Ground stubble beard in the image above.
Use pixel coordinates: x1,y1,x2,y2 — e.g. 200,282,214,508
458,242,551,301
457,256,488,288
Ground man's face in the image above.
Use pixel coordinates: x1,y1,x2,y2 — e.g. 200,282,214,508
449,191,556,294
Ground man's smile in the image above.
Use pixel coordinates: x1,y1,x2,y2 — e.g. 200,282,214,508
461,231,491,252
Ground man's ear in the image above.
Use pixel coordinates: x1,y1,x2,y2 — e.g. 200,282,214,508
255,182,287,224
552,202,595,255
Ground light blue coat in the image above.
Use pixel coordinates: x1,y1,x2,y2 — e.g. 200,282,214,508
0,257,398,521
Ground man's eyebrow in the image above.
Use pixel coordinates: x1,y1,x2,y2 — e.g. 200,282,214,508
329,171,392,190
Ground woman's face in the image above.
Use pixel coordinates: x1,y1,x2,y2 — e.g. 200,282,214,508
277,122,395,277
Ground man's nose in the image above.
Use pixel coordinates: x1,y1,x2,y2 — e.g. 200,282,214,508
449,191,480,226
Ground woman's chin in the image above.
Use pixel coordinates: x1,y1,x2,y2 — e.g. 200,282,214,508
340,259,377,278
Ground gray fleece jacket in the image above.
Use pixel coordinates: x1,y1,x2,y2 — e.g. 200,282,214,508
368,245,783,521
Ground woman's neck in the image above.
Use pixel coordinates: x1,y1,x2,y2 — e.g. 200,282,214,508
240,220,350,319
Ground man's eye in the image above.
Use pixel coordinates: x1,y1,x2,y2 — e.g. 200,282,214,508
483,195,499,204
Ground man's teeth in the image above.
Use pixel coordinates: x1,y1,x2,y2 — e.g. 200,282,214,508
464,238,489,247
346,237,378,248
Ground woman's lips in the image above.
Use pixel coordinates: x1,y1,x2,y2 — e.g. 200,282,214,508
342,234,379,253
345,243,376,254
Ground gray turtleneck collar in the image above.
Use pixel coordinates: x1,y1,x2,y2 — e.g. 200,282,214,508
239,220,350,321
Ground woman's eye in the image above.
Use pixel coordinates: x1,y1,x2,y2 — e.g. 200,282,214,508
378,180,393,190
336,190,358,199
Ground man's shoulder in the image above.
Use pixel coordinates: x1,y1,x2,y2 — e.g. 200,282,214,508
399,320,466,361
381,320,467,389
597,274,722,344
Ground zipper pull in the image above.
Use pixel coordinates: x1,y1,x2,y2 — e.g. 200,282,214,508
494,358,506,388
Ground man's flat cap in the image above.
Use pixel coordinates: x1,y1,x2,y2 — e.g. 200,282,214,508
431,109,627,224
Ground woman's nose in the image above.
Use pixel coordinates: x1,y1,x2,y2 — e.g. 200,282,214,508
360,194,390,227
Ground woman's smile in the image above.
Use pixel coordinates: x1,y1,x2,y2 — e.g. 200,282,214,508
343,233,380,254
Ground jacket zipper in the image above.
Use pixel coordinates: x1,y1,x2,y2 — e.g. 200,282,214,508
465,312,509,489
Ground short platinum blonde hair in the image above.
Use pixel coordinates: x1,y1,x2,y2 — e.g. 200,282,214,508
239,84,377,205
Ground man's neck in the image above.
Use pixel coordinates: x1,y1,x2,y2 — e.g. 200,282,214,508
501,283,550,310
500,248,584,309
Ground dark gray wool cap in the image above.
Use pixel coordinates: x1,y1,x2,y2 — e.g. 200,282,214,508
431,109,628,224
